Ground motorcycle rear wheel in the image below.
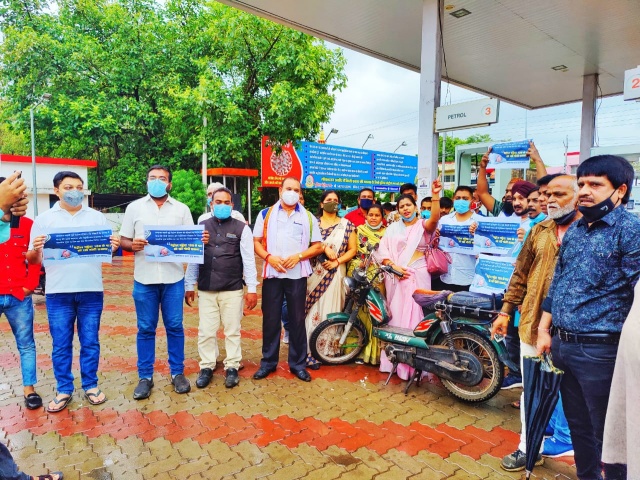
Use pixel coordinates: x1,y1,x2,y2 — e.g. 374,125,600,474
310,319,366,365
438,330,504,403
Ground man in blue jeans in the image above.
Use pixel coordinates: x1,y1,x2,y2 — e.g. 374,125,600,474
538,155,639,480
29,171,119,413
0,174,63,480
120,165,207,399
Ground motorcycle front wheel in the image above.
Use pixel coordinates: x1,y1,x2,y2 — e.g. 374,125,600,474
310,319,366,365
438,330,504,403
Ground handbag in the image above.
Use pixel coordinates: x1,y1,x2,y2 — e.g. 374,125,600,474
425,237,452,276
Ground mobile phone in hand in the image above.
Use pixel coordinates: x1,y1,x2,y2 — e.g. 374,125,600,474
9,171,21,228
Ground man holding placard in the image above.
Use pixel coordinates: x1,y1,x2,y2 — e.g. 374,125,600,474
28,171,120,413
120,165,207,400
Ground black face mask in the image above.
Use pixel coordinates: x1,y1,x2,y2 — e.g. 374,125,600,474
553,210,577,225
501,201,514,216
578,191,617,224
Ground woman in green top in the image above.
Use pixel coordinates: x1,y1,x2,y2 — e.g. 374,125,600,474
347,204,386,365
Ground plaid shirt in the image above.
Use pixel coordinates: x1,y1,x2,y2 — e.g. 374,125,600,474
503,218,559,345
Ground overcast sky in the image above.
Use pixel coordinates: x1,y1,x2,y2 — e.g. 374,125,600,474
324,45,640,167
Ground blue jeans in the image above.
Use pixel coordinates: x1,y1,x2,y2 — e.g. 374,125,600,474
549,393,572,445
552,336,627,480
0,443,29,480
46,292,104,395
132,280,185,378
0,294,36,387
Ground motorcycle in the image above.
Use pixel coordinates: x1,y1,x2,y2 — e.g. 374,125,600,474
309,246,514,403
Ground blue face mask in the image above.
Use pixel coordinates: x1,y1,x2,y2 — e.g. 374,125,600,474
213,203,232,220
360,198,374,210
207,198,212,208
421,210,431,220
402,211,417,223
62,190,84,207
148,179,168,198
453,199,471,214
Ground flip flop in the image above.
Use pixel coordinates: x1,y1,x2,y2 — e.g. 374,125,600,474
46,394,72,413
35,472,63,480
84,389,107,406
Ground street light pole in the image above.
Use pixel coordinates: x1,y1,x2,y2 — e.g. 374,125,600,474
202,116,208,188
394,141,407,153
362,134,374,149
325,128,339,142
29,93,51,217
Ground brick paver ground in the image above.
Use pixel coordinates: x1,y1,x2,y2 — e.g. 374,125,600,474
0,257,578,479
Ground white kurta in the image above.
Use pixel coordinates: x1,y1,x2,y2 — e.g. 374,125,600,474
602,280,640,475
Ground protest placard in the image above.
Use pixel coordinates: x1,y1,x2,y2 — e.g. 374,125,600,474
473,217,522,255
438,218,475,254
470,254,516,295
143,225,204,263
488,140,531,170
43,225,113,265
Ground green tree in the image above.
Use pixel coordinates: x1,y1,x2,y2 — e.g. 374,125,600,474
170,169,206,221
0,0,346,194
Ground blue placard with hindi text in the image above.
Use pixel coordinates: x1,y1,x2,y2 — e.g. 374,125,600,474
473,217,521,255
488,139,532,170
470,254,516,295
438,222,474,254
43,225,113,265
143,225,204,264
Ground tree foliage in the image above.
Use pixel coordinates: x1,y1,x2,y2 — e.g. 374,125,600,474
0,0,347,193
170,169,206,221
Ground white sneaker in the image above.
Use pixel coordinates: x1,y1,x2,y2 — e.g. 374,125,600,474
283,330,289,344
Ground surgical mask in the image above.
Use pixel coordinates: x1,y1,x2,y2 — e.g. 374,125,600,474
421,210,431,220
401,211,417,223
62,190,84,207
148,179,168,198
213,204,232,220
502,201,514,216
578,191,617,223
281,190,299,206
366,221,383,230
453,199,471,214
322,201,340,213
207,198,212,208
360,198,374,210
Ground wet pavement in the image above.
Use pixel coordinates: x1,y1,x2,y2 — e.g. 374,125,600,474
0,257,577,479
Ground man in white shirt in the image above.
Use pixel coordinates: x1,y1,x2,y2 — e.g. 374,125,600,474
185,187,257,389
197,182,246,224
120,165,206,400
252,177,323,382
29,171,119,413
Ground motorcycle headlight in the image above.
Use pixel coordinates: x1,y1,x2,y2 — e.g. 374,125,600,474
343,276,357,295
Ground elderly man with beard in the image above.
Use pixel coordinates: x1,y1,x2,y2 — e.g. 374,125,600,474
493,175,580,471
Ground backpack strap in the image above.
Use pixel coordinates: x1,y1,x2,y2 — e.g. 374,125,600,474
261,206,273,250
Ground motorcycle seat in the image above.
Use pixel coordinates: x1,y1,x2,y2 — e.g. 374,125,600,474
448,291,503,310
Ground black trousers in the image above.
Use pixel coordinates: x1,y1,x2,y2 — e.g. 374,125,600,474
551,336,627,480
261,277,307,371
505,314,521,376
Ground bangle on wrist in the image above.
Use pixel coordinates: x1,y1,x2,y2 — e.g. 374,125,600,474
265,253,271,262
538,327,551,332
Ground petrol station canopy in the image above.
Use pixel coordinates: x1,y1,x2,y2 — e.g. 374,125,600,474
217,0,640,109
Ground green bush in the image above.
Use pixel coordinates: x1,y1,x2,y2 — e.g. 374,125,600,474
171,170,206,222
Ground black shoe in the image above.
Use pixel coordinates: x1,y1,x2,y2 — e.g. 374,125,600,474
290,368,311,382
253,366,276,380
172,374,191,394
196,368,214,388
24,392,43,410
133,378,154,400
225,368,240,388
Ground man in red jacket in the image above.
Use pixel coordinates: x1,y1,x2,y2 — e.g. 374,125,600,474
0,176,42,410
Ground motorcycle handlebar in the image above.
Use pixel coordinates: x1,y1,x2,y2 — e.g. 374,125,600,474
381,265,404,278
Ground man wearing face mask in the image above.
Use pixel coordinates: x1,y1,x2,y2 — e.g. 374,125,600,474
537,156,640,480
184,187,258,389
492,175,580,472
28,171,120,412
434,186,480,292
345,187,376,227
252,177,323,382
198,182,246,224
120,165,205,400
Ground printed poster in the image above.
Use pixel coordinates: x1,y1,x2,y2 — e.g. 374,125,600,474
43,225,113,265
488,139,532,170
143,225,204,264
438,219,474,254
473,217,522,255
470,254,516,295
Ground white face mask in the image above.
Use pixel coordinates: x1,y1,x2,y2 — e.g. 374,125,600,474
281,190,299,206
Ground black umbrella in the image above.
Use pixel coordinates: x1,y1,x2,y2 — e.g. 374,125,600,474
522,353,564,478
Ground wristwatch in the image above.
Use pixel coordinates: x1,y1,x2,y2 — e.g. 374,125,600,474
298,253,303,261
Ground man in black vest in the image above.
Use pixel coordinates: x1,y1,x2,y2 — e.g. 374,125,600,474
185,187,258,388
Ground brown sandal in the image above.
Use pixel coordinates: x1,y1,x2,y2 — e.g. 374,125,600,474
46,394,72,413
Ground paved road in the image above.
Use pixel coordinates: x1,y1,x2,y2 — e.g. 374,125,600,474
0,257,577,479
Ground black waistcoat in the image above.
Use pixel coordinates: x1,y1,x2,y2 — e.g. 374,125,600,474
198,216,245,292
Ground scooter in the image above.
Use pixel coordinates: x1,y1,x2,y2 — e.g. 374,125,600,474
310,246,513,403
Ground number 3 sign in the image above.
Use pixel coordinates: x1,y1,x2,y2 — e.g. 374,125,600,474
624,66,640,101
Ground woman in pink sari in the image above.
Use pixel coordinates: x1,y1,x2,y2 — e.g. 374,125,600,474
378,179,442,380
